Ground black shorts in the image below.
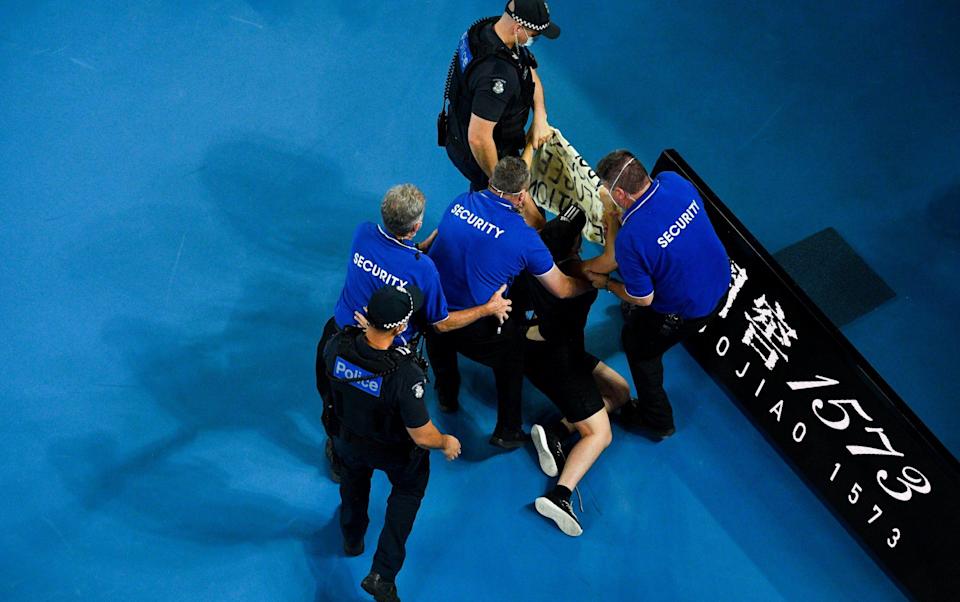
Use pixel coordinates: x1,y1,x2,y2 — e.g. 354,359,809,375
523,339,604,424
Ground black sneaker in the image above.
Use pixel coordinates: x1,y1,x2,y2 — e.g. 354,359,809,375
360,572,400,602
535,490,583,537
530,424,565,477
489,427,527,450
343,538,364,557
617,400,675,441
325,438,343,483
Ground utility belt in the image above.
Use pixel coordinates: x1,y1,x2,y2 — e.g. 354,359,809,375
337,424,417,456
657,289,730,337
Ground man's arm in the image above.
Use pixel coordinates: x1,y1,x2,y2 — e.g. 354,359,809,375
407,421,461,461
433,284,511,332
584,271,654,306
527,67,552,149
467,113,499,178
535,264,593,299
580,187,621,275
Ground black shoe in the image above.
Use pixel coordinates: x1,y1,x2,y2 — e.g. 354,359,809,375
489,427,527,450
437,396,459,413
343,538,364,557
530,424,565,477
361,572,400,602
535,490,583,537
325,438,343,483
618,400,675,441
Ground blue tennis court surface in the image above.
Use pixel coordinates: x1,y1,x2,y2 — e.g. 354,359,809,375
2,1,957,600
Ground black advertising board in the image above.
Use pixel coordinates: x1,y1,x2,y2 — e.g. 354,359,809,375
651,150,960,601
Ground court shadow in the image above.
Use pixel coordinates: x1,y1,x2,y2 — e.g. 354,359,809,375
46,273,339,573
197,135,373,270
304,515,367,602
926,182,960,241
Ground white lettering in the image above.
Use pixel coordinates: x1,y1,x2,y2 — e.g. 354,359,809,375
792,422,806,442
658,200,702,249
769,399,784,422
450,203,506,239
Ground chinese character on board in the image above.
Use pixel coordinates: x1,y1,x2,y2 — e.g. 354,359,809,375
719,260,748,319
742,294,798,370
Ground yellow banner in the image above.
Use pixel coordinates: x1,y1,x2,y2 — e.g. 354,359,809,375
528,129,606,244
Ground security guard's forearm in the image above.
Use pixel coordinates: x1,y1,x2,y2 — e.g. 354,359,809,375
433,305,492,333
605,279,653,306
559,274,594,298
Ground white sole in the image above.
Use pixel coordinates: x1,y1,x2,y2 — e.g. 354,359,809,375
535,496,582,537
531,425,559,477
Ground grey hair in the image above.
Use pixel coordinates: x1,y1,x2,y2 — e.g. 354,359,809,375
381,184,425,237
490,156,530,194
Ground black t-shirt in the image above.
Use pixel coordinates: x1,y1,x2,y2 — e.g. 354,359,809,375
460,24,536,153
527,271,599,347
325,332,429,444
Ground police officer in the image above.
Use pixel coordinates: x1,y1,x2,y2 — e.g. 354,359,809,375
521,206,632,536
582,150,731,439
439,1,559,227
324,284,461,602
317,184,511,481
426,156,592,449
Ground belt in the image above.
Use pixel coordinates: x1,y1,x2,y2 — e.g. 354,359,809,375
339,426,414,455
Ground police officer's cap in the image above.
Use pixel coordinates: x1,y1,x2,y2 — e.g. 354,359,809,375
367,285,424,330
507,0,561,39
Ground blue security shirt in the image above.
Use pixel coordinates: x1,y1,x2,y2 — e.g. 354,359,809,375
429,190,554,310
333,222,449,344
615,171,730,318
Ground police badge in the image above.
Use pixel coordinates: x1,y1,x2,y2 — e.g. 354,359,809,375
492,78,506,95
412,382,425,399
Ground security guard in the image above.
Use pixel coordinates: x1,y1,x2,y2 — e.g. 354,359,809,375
521,206,632,536
582,150,731,439
317,184,510,482
426,156,591,449
324,284,461,602
438,1,559,226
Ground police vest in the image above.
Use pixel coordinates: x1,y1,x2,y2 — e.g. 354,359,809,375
324,328,423,446
447,17,537,155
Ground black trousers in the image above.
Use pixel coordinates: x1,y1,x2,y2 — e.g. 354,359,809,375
316,316,340,438
424,315,524,432
445,138,522,192
334,437,429,581
621,295,726,432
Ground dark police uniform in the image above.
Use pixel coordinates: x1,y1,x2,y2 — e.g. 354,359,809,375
323,326,431,584
426,189,554,440
523,209,604,424
442,16,538,191
317,222,448,448
615,171,731,433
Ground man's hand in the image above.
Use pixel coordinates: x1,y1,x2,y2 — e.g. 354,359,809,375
584,270,609,290
485,284,512,323
353,307,370,331
418,228,438,253
527,119,554,150
441,434,462,461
